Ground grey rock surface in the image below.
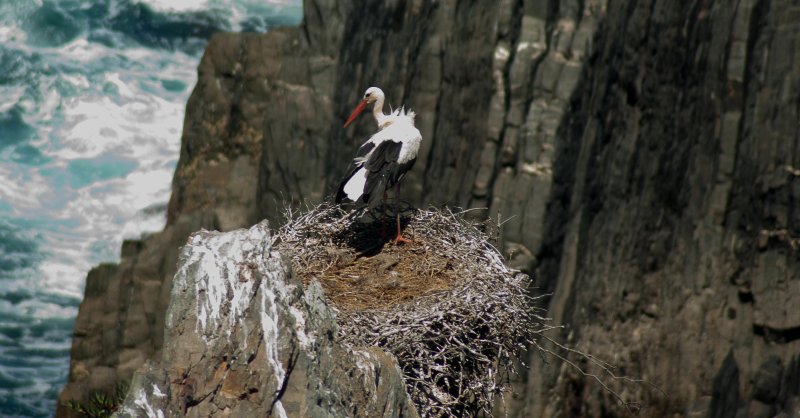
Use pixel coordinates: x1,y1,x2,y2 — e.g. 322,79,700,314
531,0,800,416
60,0,800,416
114,222,416,418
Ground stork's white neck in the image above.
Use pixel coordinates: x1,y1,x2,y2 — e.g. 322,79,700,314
372,92,387,128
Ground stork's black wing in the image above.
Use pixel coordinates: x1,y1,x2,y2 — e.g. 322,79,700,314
362,140,416,208
364,140,402,172
355,141,375,159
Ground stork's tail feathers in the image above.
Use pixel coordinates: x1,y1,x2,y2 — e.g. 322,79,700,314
336,166,368,203
336,166,392,210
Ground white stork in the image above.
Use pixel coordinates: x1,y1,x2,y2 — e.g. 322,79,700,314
336,87,422,244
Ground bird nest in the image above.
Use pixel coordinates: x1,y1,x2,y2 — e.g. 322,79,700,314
276,204,550,417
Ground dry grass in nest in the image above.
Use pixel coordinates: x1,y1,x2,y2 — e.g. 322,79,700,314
279,205,474,312
276,203,551,417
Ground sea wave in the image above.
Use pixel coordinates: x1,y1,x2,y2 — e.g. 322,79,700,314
0,0,301,416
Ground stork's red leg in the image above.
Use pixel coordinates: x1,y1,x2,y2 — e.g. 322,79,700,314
393,182,412,245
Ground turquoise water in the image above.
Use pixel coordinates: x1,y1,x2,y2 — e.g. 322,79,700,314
0,1,302,416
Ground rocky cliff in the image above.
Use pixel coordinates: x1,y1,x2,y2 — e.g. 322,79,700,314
114,222,416,418
60,0,800,417
530,1,800,417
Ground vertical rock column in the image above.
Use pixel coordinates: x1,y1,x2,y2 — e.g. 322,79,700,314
528,0,800,416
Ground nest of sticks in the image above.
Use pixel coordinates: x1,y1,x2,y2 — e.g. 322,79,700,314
276,203,550,417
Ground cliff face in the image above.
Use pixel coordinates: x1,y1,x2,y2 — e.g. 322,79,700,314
532,0,800,416
60,0,800,416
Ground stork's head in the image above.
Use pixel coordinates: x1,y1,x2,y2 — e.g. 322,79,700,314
343,86,385,128
362,87,384,103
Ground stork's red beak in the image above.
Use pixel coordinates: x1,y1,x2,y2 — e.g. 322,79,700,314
343,99,368,128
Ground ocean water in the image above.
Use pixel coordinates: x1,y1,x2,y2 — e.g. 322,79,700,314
0,0,302,416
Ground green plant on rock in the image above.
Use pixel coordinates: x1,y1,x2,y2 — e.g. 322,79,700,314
64,381,129,418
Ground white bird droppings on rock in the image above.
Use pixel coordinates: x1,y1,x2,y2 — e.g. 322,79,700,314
172,223,277,346
151,384,165,398
289,305,313,351
132,388,165,418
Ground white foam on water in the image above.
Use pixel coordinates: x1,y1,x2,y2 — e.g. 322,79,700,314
0,7,32,44
139,0,303,32
138,0,213,13
54,71,190,161
37,264,87,299
0,86,26,113
59,37,109,63
0,166,53,215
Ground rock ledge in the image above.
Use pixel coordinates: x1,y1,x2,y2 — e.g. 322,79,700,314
115,221,417,418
